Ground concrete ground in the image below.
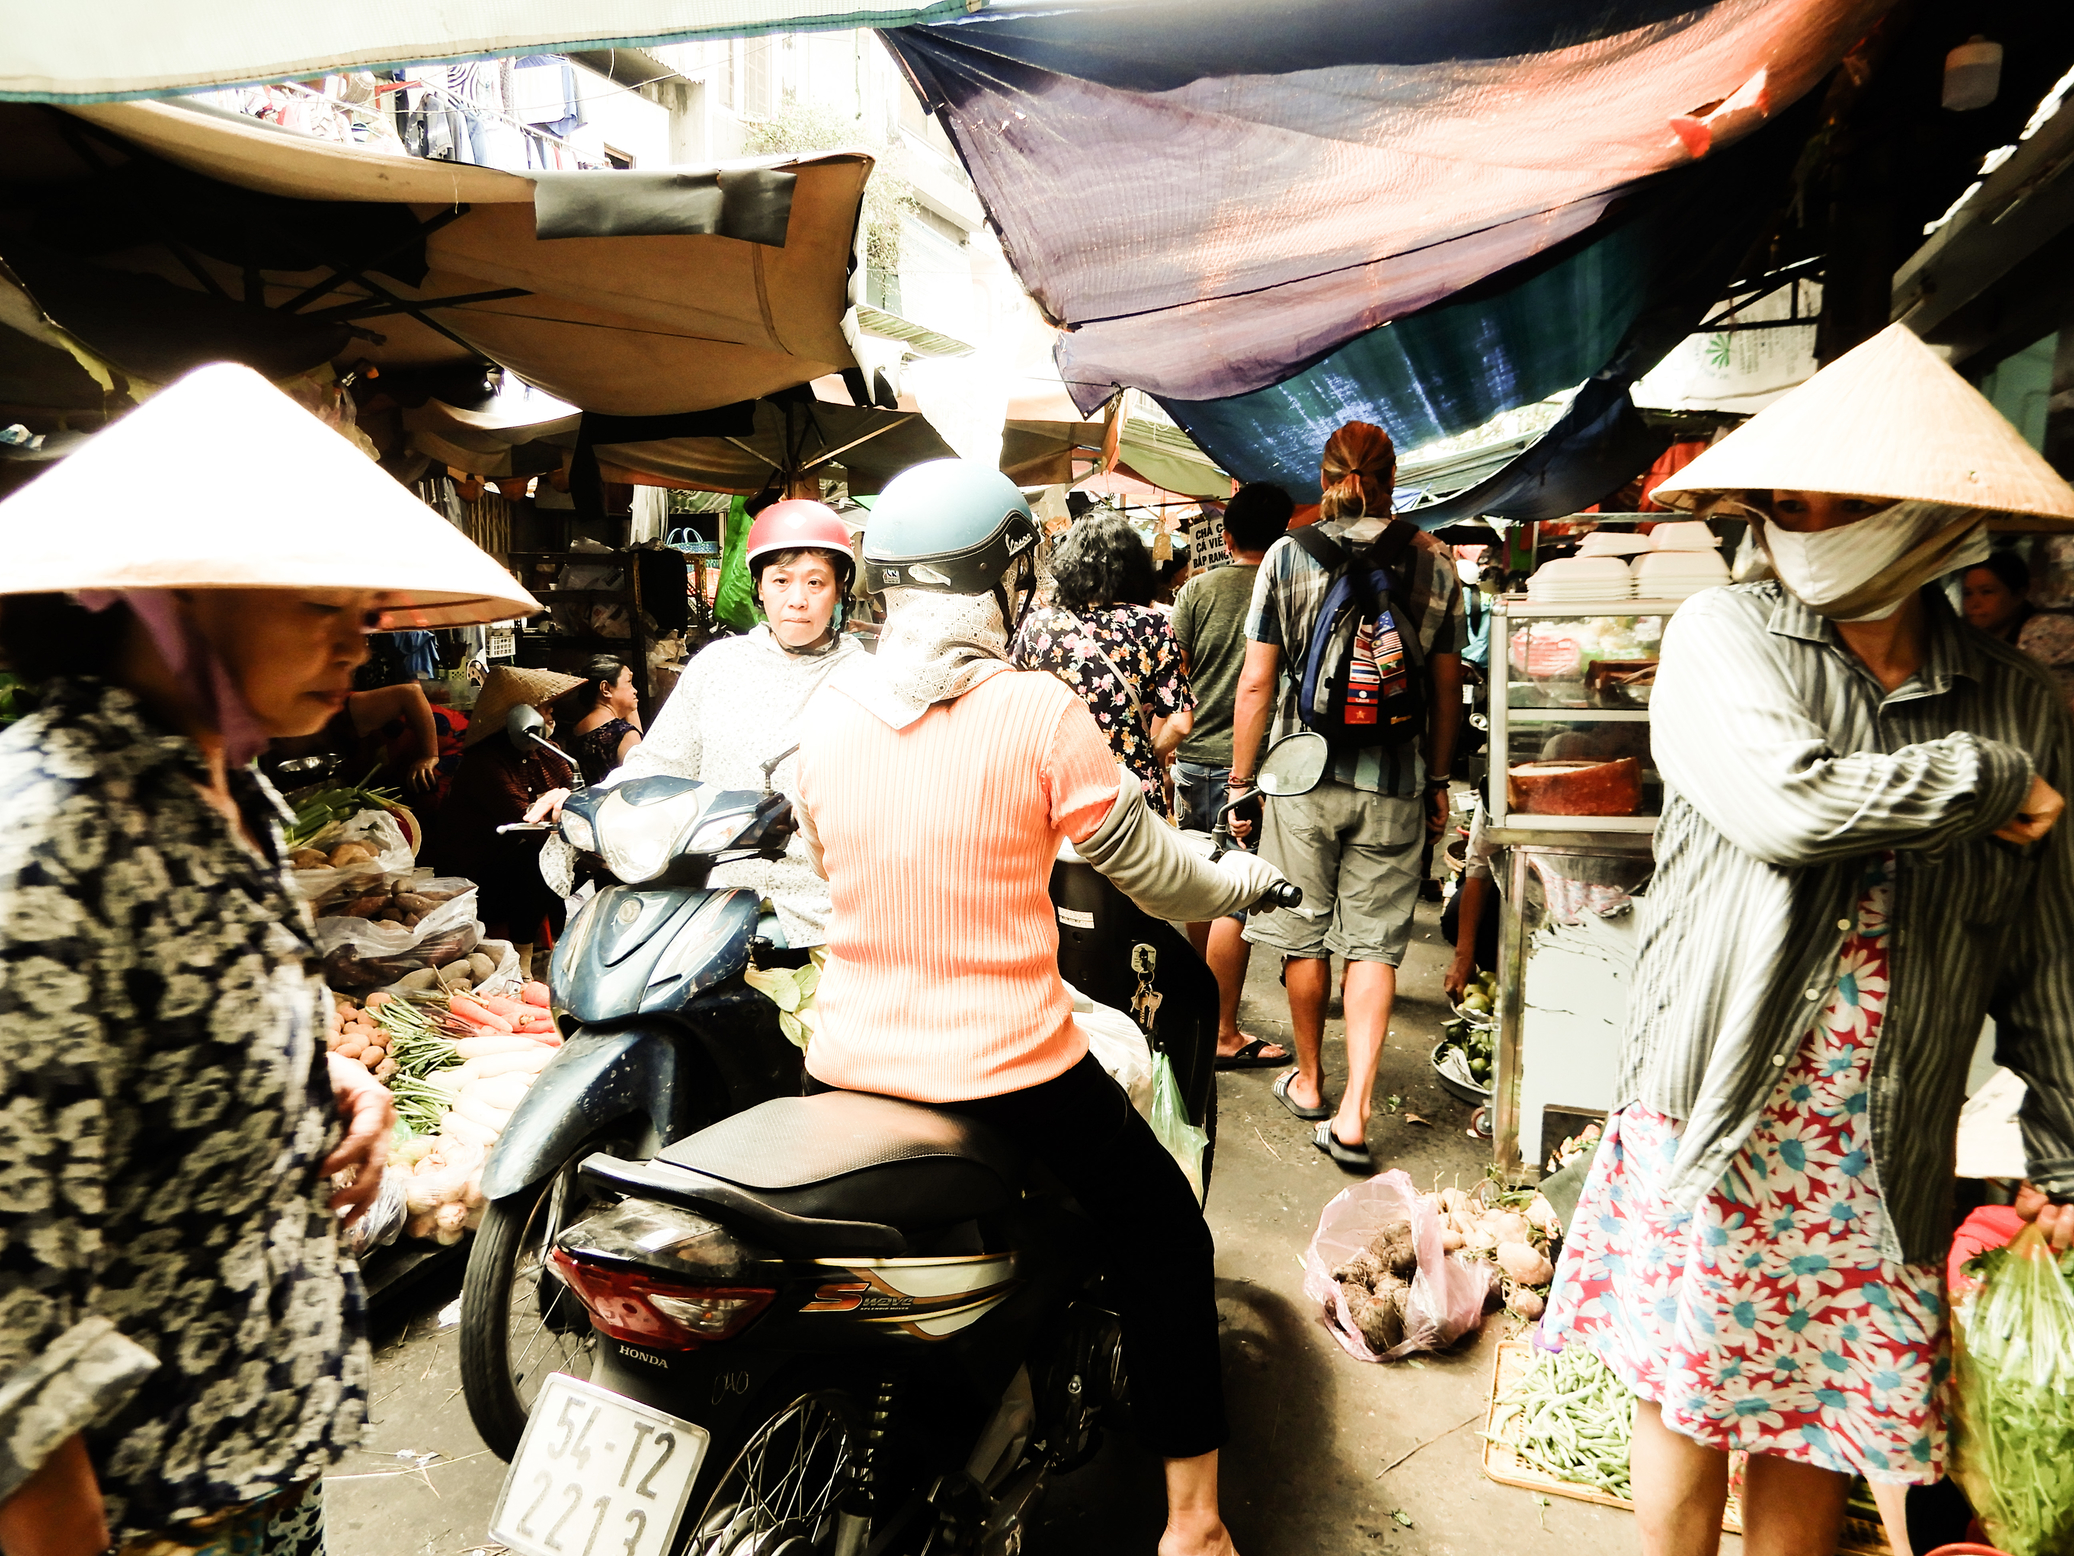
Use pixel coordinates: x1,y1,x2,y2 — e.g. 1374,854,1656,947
328,900,1681,1556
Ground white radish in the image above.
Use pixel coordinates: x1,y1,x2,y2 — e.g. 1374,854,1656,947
473,1073,534,1112
454,1034,539,1060
443,1111,500,1147
455,1095,514,1133
469,1048,553,1080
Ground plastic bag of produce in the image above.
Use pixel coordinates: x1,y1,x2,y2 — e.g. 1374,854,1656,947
340,1165,410,1259
1950,1223,2074,1556
1303,1168,1491,1362
316,877,481,991
1074,995,1154,1120
287,809,414,905
1149,1050,1208,1205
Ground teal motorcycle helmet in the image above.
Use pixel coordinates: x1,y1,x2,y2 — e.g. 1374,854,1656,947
863,459,1042,632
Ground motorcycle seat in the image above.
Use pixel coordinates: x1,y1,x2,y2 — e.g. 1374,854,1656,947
582,1092,1024,1257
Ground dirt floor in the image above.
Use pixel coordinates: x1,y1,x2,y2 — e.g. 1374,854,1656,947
328,899,1692,1556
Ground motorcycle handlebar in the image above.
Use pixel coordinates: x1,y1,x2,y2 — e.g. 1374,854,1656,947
1256,881,1303,912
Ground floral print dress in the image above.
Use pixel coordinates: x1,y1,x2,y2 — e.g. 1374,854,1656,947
1544,855,1950,1484
0,679,369,1547
1012,603,1193,799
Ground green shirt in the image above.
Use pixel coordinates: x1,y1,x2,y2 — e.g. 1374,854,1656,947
1170,562,1259,766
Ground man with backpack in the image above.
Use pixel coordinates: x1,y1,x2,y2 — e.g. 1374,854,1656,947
1229,421,1465,1171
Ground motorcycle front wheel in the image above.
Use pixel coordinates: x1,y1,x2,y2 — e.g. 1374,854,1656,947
458,1129,626,1459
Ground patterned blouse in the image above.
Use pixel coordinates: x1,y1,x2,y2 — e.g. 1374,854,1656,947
0,679,369,1540
1012,603,1193,797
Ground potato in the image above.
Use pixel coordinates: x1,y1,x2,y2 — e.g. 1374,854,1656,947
1441,1227,1466,1252
1439,1186,1472,1216
468,952,497,983
341,895,387,919
1508,1287,1547,1320
291,849,331,871
393,893,434,914
1495,1241,1555,1286
328,842,378,868
1483,1210,1535,1246
336,1037,367,1060
398,969,440,992
373,1056,399,1083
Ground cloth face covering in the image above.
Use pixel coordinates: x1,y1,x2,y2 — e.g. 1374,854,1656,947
1759,500,1991,622
77,588,273,766
830,587,1014,729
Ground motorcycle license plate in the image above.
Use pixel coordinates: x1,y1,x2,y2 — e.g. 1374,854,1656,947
489,1374,709,1556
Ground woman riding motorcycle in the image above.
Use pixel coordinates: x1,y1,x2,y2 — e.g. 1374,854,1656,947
789,459,1284,1556
533,500,862,945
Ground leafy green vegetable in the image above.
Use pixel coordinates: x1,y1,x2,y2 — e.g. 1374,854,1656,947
1951,1227,2074,1556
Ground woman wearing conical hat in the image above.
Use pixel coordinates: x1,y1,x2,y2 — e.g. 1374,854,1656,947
0,365,537,1556
1538,325,2074,1554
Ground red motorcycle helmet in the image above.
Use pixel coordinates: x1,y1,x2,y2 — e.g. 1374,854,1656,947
745,499,856,588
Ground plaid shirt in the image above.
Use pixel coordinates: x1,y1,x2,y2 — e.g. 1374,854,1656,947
1631,582,2074,1264
1243,517,1466,795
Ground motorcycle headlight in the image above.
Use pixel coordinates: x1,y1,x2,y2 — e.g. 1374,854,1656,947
561,810,596,852
685,814,746,855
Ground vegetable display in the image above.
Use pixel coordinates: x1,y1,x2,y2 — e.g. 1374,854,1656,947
364,978,563,1245
1950,1226,2074,1556
1438,972,1497,1092
1424,1184,1561,1319
284,772,406,852
1487,1342,1636,1501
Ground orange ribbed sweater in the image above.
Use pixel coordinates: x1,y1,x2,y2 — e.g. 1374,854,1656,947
794,670,1121,1102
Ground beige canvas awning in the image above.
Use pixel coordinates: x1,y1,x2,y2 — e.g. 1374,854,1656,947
0,99,869,420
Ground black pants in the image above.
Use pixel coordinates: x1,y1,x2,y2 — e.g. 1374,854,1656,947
806,1053,1228,1459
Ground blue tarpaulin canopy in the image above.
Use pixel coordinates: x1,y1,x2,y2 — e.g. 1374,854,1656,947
885,0,1886,511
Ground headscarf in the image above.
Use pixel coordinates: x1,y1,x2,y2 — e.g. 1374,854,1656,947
827,587,1014,729
1320,421,1398,522
1742,499,1991,622
77,589,272,767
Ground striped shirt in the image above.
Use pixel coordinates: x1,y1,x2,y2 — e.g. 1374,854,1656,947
1626,582,2074,1264
1244,518,1465,795
792,671,1121,1102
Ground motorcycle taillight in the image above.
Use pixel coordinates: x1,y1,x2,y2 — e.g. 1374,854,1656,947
549,1247,774,1350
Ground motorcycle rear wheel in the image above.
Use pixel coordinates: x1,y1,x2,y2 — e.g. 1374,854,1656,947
458,1131,623,1459
688,1390,862,1555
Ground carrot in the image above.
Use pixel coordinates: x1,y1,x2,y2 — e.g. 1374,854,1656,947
522,981,551,1008
477,994,527,1021
447,995,514,1034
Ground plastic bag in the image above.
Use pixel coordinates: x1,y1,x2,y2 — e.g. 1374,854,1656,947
1078,1002,1154,1120
1149,1050,1208,1205
1949,1223,2074,1556
316,877,481,992
341,1165,410,1259
1302,1168,1491,1362
288,809,414,905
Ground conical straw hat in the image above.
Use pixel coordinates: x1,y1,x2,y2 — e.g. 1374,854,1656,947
463,665,588,747
0,361,540,626
1652,324,2074,527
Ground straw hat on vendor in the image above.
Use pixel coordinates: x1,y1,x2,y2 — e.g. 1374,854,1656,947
1535,323,2074,1556
0,362,535,1556
460,665,586,748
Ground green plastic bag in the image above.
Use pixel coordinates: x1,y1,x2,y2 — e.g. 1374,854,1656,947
1149,1050,1209,1205
1950,1223,2074,1556
711,496,758,632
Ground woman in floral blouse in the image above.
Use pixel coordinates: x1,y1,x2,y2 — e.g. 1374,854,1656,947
0,365,537,1556
1014,511,1194,807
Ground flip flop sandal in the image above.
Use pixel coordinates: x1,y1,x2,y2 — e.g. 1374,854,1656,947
1272,1068,1330,1121
1313,1121,1374,1173
1217,1036,1292,1070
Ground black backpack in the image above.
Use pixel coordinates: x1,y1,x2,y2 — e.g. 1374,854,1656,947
1286,521,1427,748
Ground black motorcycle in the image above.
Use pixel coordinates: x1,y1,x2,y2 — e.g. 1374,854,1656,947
459,709,810,1458
480,738,1318,1556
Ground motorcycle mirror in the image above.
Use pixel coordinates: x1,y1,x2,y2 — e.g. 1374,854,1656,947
1256,731,1329,798
506,703,547,752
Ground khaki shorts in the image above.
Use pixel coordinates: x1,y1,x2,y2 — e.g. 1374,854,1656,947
1243,780,1423,965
